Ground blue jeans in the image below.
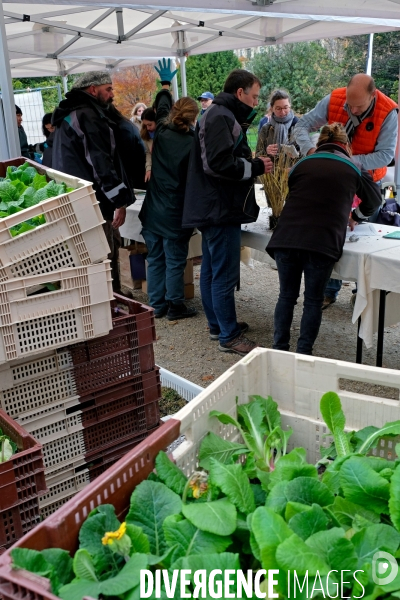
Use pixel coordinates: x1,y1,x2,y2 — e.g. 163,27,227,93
199,225,242,345
274,249,336,355
141,228,191,312
325,277,342,300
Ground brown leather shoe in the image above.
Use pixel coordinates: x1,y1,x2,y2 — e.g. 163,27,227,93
321,296,336,310
219,334,257,356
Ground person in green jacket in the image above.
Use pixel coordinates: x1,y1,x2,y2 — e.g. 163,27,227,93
139,59,199,321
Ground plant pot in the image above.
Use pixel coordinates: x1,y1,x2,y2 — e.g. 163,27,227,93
269,214,280,230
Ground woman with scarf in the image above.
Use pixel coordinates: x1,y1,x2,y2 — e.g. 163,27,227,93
256,90,298,158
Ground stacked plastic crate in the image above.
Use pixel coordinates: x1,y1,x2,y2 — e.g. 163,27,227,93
0,157,112,519
6,296,160,517
0,409,46,554
0,158,161,519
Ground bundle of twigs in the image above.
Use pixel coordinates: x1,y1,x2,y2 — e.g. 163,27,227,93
259,151,298,224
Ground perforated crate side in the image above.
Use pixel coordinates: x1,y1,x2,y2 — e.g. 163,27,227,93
0,262,113,363
42,430,85,470
39,469,90,508
82,406,149,454
21,405,83,446
72,345,155,396
0,496,41,548
0,351,75,418
66,295,155,365
0,409,47,511
84,429,149,464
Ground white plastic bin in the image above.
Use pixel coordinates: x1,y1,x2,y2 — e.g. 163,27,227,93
0,164,110,281
159,367,203,401
171,348,400,471
0,261,113,363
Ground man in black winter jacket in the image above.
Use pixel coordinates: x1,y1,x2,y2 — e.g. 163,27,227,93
183,69,273,356
52,71,134,295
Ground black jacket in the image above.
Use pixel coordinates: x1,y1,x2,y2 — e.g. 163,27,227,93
182,92,265,228
52,90,133,221
108,106,147,191
41,132,54,168
267,144,382,262
139,89,194,239
18,126,31,159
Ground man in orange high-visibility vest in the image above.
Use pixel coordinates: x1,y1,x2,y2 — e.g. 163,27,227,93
293,73,398,309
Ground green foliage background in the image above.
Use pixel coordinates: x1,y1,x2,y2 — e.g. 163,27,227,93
178,50,241,98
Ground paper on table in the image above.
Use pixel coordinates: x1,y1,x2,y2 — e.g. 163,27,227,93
346,223,378,237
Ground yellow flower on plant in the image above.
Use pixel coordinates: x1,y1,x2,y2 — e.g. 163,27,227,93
188,473,209,499
102,521,127,546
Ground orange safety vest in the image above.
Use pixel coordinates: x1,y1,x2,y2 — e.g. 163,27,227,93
328,88,398,182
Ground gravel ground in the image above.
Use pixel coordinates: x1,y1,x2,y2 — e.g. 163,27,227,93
128,259,400,389
125,183,400,390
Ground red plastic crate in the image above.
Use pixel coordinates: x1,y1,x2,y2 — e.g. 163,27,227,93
0,410,46,512
0,422,178,600
0,496,41,549
72,344,155,396
78,369,161,424
67,294,156,363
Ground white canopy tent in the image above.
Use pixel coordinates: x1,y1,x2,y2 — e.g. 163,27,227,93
0,0,399,170
3,2,400,78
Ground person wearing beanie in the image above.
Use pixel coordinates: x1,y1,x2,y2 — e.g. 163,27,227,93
15,105,31,158
197,91,214,115
52,70,135,296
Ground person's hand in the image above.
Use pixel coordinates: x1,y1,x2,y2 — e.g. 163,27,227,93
259,156,273,174
307,148,316,156
112,207,126,229
145,171,151,182
154,58,177,84
348,216,358,231
267,144,278,156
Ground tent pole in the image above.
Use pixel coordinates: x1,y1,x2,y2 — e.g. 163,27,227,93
178,31,187,97
180,56,187,97
171,59,179,100
0,0,20,158
62,76,68,95
365,33,374,75
395,66,400,188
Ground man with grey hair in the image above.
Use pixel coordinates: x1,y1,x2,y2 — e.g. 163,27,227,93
52,70,134,295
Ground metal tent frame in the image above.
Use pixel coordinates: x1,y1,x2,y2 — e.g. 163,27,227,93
0,0,399,175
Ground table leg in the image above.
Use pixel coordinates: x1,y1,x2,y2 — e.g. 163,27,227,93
376,289,388,368
356,316,363,364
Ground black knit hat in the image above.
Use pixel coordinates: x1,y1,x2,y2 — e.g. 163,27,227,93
15,105,22,115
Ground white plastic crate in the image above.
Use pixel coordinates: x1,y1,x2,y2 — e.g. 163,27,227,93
159,367,203,401
42,430,86,470
17,398,83,444
171,348,400,471
0,351,76,418
0,168,110,282
0,261,113,363
39,468,90,509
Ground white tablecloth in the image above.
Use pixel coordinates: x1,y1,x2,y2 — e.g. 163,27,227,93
119,196,203,258
242,209,400,348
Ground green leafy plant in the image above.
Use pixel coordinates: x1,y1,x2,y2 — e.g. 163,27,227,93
0,427,17,463
0,162,75,236
10,394,400,600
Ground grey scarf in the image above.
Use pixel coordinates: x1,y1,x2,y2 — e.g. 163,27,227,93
269,110,295,148
344,97,375,142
